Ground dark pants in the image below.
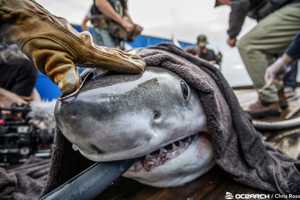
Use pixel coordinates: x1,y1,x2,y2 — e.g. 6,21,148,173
284,61,298,89
0,59,37,97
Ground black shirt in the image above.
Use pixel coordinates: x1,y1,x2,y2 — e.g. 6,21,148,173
185,47,221,64
286,33,300,60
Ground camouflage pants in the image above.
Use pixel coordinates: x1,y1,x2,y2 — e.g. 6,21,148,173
92,28,121,48
237,3,300,103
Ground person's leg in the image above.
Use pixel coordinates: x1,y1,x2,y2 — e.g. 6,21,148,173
91,28,105,46
0,59,37,97
92,28,117,47
12,59,37,97
237,3,300,103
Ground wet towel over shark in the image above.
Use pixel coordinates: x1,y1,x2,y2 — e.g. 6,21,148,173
137,44,300,194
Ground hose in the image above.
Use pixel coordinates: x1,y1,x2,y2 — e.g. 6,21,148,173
41,160,135,200
253,116,300,131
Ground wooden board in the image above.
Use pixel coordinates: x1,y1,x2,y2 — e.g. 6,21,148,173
97,167,262,200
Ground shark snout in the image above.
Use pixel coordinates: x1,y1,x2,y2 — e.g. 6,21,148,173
56,100,160,159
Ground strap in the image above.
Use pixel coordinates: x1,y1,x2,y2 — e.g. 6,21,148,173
59,68,108,101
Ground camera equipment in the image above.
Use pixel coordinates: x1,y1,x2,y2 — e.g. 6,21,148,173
0,103,53,166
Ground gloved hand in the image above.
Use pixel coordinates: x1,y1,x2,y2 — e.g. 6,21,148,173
25,38,81,95
264,54,293,85
264,60,285,85
0,0,146,95
121,20,135,33
51,67,80,95
127,24,143,41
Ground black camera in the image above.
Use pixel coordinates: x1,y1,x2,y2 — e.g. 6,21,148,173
0,104,53,166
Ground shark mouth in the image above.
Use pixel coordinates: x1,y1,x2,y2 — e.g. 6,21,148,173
128,134,198,173
123,132,214,187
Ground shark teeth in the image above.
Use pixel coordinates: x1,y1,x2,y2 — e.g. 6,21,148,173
160,149,167,154
129,134,198,173
172,143,177,150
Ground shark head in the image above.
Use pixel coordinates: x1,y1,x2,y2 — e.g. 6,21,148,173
55,67,214,187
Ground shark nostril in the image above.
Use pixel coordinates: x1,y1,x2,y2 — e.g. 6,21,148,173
70,111,79,120
70,114,77,120
90,144,105,154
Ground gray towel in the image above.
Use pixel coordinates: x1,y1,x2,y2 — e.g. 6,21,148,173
0,157,49,200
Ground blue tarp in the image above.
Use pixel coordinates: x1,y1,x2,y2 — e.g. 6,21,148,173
36,25,193,100
129,35,192,49
35,73,61,101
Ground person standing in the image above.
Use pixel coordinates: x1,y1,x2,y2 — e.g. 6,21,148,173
85,0,143,48
185,34,222,65
215,0,300,117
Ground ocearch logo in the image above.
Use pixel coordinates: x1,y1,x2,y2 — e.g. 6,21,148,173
225,192,271,200
225,192,234,199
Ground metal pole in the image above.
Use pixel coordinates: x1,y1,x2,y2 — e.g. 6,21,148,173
40,160,134,200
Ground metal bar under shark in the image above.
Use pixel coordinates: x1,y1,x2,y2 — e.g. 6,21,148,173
41,160,135,200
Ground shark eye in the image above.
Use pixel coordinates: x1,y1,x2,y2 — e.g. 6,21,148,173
153,110,161,120
180,80,190,101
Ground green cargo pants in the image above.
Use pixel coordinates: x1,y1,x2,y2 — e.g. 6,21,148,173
237,3,300,103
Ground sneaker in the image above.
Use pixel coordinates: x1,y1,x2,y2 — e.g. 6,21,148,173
245,99,282,119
